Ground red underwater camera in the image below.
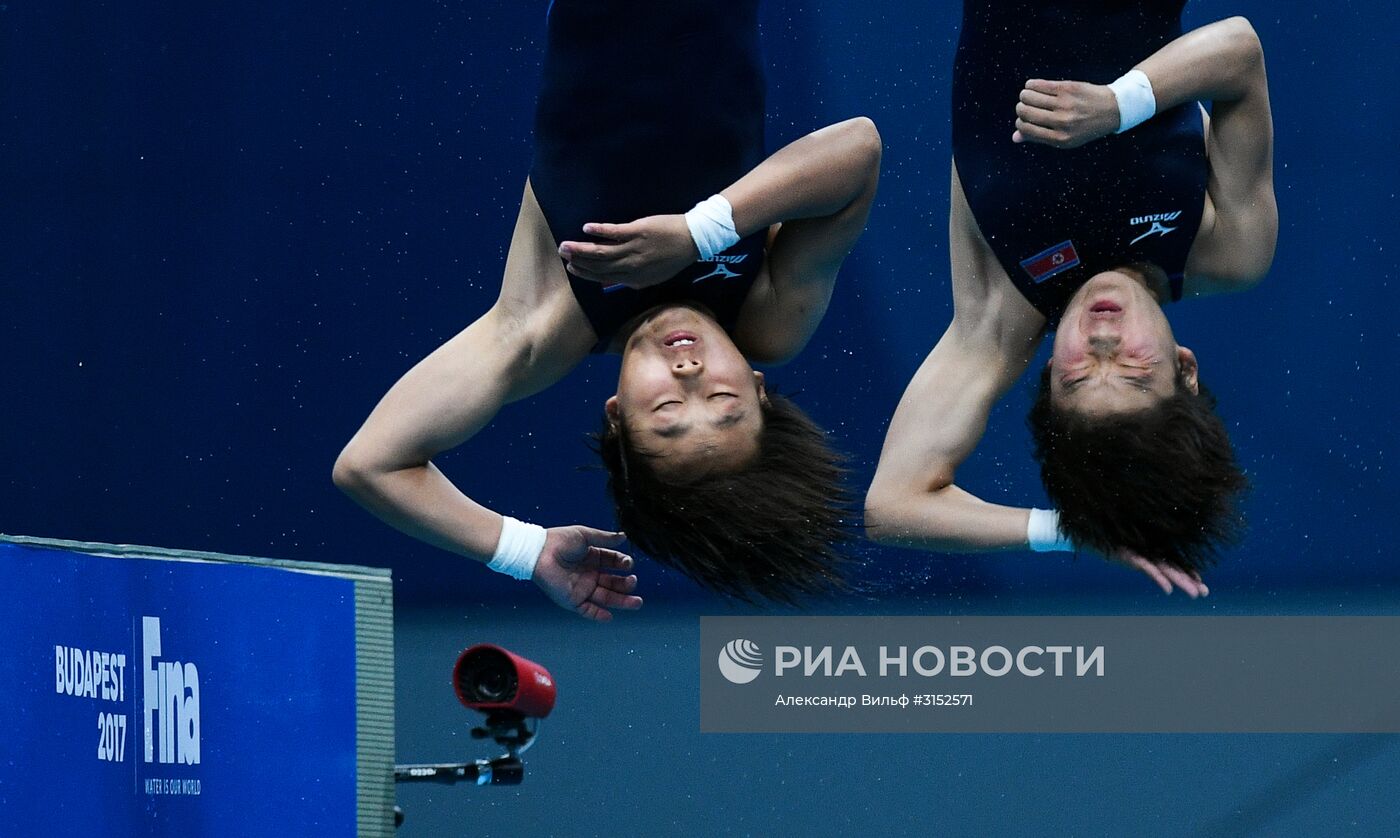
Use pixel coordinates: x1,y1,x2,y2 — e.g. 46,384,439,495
452,643,556,719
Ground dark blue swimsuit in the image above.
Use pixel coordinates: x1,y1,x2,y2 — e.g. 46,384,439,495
952,0,1208,327
531,0,767,351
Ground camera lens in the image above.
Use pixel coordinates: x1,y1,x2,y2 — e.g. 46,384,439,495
474,667,511,702
456,647,518,704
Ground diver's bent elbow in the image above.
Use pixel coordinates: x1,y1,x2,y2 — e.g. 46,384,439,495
331,445,365,495
332,440,383,498
846,116,883,185
1224,16,1265,69
852,116,882,160
862,489,905,546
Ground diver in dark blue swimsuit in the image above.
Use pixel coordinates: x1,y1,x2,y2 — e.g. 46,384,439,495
868,3,1277,595
335,0,882,615
532,0,768,350
953,0,1208,326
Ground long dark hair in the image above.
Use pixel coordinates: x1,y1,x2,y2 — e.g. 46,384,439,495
595,393,852,604
1027,365,1248,572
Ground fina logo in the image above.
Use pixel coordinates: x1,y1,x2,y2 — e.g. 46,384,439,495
717,639,763,684
143,616,201,766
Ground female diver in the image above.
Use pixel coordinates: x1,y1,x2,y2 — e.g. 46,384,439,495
866,2,1275,595
335,0,881,618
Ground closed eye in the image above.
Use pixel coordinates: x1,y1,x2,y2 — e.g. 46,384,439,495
652,400,681,412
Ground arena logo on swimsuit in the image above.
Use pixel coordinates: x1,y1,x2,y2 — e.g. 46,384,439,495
141,616,202,766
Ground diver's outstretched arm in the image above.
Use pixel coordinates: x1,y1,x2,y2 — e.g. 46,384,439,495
333,183,643,621
865,167,1043,553
864,318,1039,553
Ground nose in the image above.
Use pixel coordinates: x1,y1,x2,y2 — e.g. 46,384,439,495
671,358,703,378
1087,332,1120,357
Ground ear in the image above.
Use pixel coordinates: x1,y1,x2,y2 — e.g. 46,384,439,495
605,395,622,429
753,370,769,405
1176,346,1199,395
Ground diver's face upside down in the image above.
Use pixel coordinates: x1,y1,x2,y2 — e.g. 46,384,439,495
1048,268,1199,417
608,304,766,479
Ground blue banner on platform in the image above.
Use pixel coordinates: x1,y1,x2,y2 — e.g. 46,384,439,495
0,540,358,836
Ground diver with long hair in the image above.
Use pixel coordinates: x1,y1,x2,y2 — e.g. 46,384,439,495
866,2,1275,594
334,0,881,618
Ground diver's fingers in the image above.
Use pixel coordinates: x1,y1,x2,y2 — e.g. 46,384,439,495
1024,78,1064,96
574,600,613,622
581,221,639,242
1015,101,1062,128
1018,87,1058,110
591,580,643,613
1127,554,1174,595
585,546,634,572
597,573,639,595
1013,118,1069,148
1160,565,1202,599
558,240,629,263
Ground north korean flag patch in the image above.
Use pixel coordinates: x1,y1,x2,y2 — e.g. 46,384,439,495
1019,240,1080,283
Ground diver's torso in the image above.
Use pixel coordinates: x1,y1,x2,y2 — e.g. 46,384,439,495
952,0,1208,326
531,0,768,351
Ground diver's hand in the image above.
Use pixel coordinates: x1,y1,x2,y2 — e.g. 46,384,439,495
1012,79,1121,149
1109,547,1210,598
558,214,698,290
531,526,643,622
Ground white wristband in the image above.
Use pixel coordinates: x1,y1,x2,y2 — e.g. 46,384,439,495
487,516,547,580
684,194,740,261
1108,69,1156,133
1027,508,1074,553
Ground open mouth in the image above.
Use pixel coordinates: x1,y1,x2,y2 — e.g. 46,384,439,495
663,331,698,348
1089,300,1123,314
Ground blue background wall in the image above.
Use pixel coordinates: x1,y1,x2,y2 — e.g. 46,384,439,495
6,3,1400,836
2,0,1396,606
